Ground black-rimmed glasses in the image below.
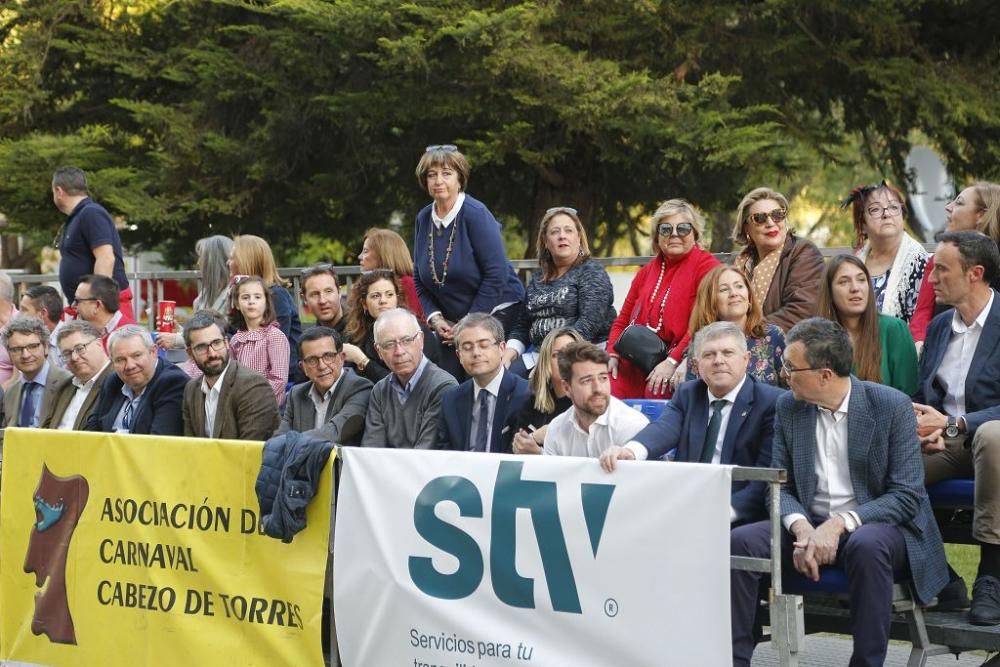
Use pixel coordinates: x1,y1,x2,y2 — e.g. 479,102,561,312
58,338,99,362
747,209,787,226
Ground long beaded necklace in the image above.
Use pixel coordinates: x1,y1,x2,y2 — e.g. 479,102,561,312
428,220,459,288
646,259,670,331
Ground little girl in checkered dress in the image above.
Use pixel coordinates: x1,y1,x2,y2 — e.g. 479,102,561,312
229,275,290,404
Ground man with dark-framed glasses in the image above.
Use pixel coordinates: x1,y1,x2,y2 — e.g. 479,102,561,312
181,310,278,441
43,320,113,430
1,317,71,438
277,326,372,444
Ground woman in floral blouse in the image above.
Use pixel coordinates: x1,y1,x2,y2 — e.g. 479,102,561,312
682,265,785,388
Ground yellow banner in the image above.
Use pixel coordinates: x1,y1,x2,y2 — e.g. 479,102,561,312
0,428,332,666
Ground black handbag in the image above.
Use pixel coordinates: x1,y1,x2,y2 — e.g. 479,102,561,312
615,324,667,375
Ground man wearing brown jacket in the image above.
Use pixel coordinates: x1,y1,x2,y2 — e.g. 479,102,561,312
43,321,114,430
181,310,279,441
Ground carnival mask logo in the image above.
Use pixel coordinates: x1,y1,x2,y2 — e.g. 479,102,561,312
23,464,90,645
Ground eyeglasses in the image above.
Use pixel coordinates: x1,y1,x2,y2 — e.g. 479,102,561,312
866,204,903,218
59,338,99,362
190,338,226,356
301,351,341,369
458,340,500,353
425,144,458,153
72,296,99,306
780,361,821,375
657,222,693,238
375,332,422,352
545,206,578,218
8,341,43,356
747,209,787,226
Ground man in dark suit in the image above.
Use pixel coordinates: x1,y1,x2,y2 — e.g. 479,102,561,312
912,230,1000,623
731,318,948,667
277,326,372,444
600,321,782,523
437,313,529,453
1,317,72,437
43,321,113,430
181,310,279,441
85,325,188,435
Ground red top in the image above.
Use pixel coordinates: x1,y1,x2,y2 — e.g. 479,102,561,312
609,246,720,363
400,274,425,323
909,256,935,342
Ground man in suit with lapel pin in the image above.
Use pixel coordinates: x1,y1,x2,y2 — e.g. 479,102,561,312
43,321,113,430
599,321,782,523
182,310,279,441
437,313,530,453
85,325,189,435
730,318,948,667
277,326,373,444
1,317,72,439
914,230,1000,624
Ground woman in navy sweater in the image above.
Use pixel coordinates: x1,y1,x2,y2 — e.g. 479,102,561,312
412,145,524,375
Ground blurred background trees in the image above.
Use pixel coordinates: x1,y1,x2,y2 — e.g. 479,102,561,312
1,0,998,269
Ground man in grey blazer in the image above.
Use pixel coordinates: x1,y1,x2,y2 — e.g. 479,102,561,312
730,318,948,667
2,317,71,438
276,326,372,444
181,310,279,441
42,320,113,430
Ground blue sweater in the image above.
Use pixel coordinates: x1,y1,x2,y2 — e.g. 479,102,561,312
413,195,525,321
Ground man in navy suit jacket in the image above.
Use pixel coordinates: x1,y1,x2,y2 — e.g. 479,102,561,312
85,325,188,435
437,313,529,453
731,318,948,667
912,231,1000,624
600,321,782,522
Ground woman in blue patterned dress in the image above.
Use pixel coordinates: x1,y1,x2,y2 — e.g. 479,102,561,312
681,265,785,388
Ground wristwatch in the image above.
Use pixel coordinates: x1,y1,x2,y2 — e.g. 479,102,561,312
945,416,960,439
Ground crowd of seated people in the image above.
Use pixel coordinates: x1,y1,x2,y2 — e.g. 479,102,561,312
6,159,1000,665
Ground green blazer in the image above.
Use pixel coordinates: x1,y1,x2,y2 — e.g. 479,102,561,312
878,314,919,396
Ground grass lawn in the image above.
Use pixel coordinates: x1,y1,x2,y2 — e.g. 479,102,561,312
947,543,979,594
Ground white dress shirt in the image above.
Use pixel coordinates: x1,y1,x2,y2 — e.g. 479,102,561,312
58,360,110,430
309,372,344,431
783,384,861,532
938,291,993,418
545,395,649,458
470,368,505,452
200,363,231,438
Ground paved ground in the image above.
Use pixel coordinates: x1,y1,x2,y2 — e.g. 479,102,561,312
752,635,993,665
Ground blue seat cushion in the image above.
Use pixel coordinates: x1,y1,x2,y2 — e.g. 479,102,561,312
927,479,975,509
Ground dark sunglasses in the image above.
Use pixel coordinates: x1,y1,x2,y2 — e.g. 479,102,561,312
425,144,458,153
657,222,693,238
747,208,787,226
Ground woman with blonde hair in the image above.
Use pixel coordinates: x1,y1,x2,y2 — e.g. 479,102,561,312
230,234,302,379
607,199,719,398
684,265,785,387
503,206,615,375
731,187,824,332
910,181,1000,344
358,227,424,320
512,327,585,454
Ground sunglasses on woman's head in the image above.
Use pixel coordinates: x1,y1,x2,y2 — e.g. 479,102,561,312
425,144,458,153
657,222,693,237
747,209,787,226
545,206,578,218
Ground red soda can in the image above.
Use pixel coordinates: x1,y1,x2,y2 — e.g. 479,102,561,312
158,300,176,333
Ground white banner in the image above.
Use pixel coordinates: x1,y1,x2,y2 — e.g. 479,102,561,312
333,449,733,667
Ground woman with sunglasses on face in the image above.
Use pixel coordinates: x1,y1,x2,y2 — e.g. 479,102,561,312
909,181,1000,347
342,269,441,383
732,187,825,333
817,255,918,395
502,207,616,377
844,181,928,324
607,199,720,399
412,145,525,378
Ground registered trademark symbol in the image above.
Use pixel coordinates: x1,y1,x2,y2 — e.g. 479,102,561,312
604,598,619,617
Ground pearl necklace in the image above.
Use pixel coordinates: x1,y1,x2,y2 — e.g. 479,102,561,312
428,220,458,288
646,259,670,331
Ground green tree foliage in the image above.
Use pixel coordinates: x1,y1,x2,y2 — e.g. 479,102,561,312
1,0,998,268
